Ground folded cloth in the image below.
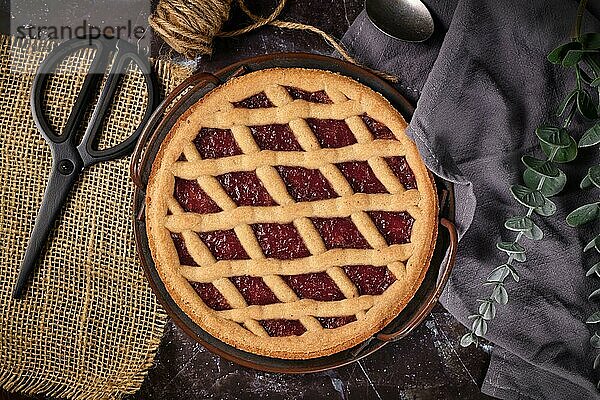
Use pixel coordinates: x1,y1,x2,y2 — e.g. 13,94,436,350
342,1,600,399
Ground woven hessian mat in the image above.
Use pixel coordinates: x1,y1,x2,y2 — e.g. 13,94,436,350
0,35,191,399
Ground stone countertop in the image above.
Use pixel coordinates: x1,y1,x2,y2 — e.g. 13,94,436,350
0,1,493,399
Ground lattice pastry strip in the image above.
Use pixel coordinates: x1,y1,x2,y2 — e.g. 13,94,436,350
179,244,413,281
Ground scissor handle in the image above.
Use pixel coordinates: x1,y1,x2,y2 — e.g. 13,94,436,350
30,36,158,166
77,46,158,166
31,37,110,144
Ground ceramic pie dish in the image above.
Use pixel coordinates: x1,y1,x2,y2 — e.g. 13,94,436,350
131,53,457,372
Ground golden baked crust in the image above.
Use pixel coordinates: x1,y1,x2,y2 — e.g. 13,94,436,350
145,68,438,359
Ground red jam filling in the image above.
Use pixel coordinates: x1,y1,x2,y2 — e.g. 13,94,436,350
171,232,198,266
282,272,345,301
368,211,414,245
197,230,249,261
285,86,333,104
361,114,395,140
385,156,417,190
230,275,279,305
260,319,307,337
216,171,277,207
174,177,222,214
311,217,370,249
249,124,303,151
190,282,232,311
317,316,357,329
193,128,243,159
343,265,396,295
336,161,388,194
276,166,338,202
231,92,274,109
306,118,357,148
252,223,311,260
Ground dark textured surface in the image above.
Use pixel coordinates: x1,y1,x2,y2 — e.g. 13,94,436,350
127,305,492,400
0,1,492,399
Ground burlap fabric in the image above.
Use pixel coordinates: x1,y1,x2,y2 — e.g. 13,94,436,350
0,35,190,399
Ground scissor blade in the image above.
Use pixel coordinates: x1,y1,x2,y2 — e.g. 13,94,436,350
13,165,79,298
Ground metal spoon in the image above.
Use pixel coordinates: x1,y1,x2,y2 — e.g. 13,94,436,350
365,0,434,42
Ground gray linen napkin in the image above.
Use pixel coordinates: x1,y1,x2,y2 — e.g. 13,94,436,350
342,1,600,399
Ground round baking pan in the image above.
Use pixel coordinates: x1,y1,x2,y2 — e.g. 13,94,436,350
131,53,458,373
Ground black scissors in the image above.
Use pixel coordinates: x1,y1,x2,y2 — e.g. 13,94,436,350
13,36,158,298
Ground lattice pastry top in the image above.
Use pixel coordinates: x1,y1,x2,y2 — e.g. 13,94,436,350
146,68,438,359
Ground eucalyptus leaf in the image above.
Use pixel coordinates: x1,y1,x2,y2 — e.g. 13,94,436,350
523,168,566,197
581,33,600,50
479,301,497,320
581,174,593,189
590,288,600,301
491,284,509,305
556,89,578,116
587,262,600,278
534,197,557,217
579,123,600,147
512,252,527,262
535,125,571,148
472,316,488,337
577,90,597,119
460,333,476,347
562,49,584,66
591,76,600,87
547,42,582,64
589,312,600,324
595,353,600,369
510,185,546,208
584,235,600,253
589,166,600,188
507,264,520,282
488,265,510,282
521,155,560,177
586,54,600,74
540,136,578,163
578,66,594,83
505,216,534,232
566,203,600,227
483,281,500,286
497,241,526,255
523,222,544,241
591,333,600,349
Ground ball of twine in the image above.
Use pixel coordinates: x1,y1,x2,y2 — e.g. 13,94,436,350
149,0,351,59
149,0,399,82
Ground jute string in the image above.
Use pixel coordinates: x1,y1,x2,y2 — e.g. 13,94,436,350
149,0,400,82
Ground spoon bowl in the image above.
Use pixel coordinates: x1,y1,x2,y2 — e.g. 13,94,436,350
365,0,434,42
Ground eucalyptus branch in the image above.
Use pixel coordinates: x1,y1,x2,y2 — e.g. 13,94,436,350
461,4,598,347
460,114,575,347
565,39,600,388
